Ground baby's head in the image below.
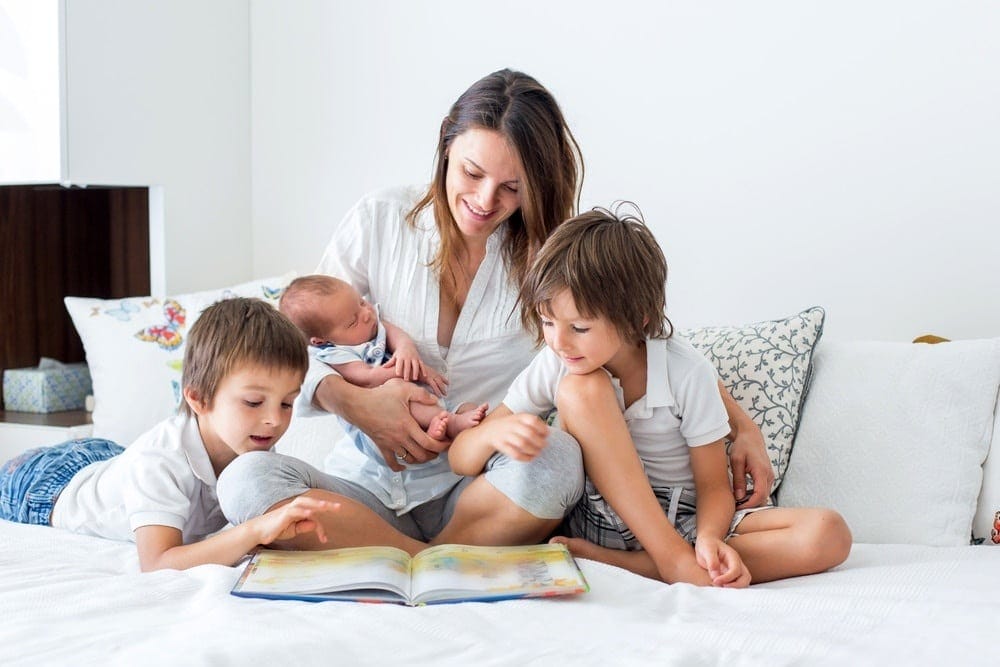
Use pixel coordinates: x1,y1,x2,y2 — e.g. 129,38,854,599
519,203,671,345
180,297,309,419
280,275,379,348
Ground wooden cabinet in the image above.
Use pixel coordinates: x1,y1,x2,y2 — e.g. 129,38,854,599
0,185,149,408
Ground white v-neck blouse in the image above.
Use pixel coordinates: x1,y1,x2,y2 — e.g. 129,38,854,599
297,185,540,511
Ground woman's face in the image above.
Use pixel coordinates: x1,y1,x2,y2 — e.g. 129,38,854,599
445,127,524,244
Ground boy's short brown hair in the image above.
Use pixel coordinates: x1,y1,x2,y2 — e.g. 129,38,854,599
180,297,308,414
519,203,672,345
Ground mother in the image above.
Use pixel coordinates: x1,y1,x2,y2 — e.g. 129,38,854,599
217,69,772,553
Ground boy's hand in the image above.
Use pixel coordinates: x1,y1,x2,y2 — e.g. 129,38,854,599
473,413,550,462
694,536,751,588
251,496,340,545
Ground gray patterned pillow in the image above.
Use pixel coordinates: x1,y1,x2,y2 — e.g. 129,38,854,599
678,307,825,496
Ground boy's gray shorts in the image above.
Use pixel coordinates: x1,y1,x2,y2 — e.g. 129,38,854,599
217,429,583,542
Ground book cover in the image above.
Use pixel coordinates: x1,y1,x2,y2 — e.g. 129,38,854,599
230,542,589,605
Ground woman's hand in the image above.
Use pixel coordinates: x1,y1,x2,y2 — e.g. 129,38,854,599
694,535,751,588
367,379,449,470
728,426,774,508
314,374,446,472
718,381,774,507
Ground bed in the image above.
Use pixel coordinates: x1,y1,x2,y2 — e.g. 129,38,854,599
3,284,998,665
1,521,996,665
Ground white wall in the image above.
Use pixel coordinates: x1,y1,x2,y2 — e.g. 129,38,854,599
0,0,60,183
250,0,1000,342
63,0,251,295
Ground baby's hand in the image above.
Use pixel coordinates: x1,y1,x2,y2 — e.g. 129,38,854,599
383,342,423,383
694,536,751,588
251,496,339,545
420,366,449,397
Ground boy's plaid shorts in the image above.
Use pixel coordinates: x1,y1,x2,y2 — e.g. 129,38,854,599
563,478,770,551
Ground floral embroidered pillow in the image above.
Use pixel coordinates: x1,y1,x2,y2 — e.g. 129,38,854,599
678,307,825,498
65,273,295,446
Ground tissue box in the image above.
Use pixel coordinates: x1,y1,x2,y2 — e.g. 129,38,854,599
3,362,92,413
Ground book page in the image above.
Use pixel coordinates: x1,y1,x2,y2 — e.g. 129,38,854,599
409,543,588,605
235,546,413,600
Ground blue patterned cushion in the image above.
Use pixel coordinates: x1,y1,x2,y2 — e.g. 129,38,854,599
679,307,825,495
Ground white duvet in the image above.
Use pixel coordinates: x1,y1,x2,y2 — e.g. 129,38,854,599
1,520,996,666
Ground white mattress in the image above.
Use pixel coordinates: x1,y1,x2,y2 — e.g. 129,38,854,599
1,520,997,666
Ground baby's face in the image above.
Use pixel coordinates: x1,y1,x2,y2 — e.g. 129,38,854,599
314,285,379,347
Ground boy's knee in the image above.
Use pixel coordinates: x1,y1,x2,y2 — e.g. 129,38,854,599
798,508,852,571
556,372,616,417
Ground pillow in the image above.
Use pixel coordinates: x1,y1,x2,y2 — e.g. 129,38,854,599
778,339,1000,546
65,273,296,446
679,307,825,497
973,393,1000,545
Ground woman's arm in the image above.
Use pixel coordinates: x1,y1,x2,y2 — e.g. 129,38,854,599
689,440,751,588
132,496,336,572
449,404,549,475
718,381,774,507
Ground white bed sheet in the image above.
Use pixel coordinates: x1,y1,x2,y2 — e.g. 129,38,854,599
1,520,997,666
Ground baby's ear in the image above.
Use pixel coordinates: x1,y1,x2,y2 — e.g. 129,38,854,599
183,386,209,415
309,336,326,347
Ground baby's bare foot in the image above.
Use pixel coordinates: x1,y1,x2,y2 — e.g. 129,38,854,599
426,411,450,441
447,403,489,438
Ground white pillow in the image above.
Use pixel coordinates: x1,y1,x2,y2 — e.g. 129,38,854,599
778,339,1000,546
972,394,1000,545
65,273,296,445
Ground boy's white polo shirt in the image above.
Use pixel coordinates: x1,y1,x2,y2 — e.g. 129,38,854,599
503,336,730,489
51,412,227,543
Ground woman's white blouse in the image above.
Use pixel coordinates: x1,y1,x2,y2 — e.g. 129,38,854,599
297,185,540,512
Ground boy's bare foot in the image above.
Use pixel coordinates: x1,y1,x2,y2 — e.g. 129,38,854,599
426,411,450,441
550,536,661,580
446,402,489,439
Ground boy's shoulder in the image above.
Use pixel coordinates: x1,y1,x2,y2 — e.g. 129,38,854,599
656,335,718,383
127,412,214,481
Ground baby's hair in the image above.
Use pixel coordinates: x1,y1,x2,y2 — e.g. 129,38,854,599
180,297,308,415
519,202,672,345
279,274,348,340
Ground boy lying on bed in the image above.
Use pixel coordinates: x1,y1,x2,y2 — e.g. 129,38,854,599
0,297,336,571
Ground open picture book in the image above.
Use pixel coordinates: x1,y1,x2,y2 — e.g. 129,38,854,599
231,542,589,606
